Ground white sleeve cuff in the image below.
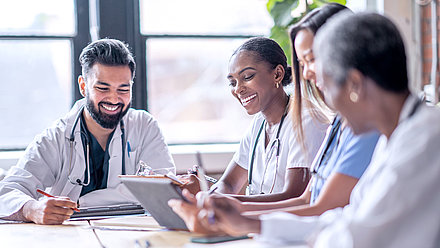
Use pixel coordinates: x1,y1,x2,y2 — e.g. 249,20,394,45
256,212,319,245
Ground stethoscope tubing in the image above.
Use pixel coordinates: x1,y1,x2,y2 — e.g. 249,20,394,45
248,97,289,193
67,105,126,186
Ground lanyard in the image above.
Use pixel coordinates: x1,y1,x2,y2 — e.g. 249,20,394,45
248,97,289,187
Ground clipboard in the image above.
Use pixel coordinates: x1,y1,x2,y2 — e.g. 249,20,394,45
119,174,185,186
119,176,189,230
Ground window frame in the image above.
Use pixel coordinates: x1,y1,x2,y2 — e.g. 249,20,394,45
0,0,268,150
0,0,89,151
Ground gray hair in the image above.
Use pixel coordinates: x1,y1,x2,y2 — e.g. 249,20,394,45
314,12,408,93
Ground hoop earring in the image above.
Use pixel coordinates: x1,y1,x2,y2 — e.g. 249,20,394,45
276,82,280,88
349,92,359,102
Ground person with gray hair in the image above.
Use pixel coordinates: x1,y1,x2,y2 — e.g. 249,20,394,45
178,13,440,247
0,38,175,224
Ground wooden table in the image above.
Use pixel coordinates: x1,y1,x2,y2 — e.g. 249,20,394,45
0,216,308,248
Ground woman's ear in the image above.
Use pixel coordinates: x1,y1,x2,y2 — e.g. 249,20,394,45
345,69,364,103
78,75,86,97
274,64,285,86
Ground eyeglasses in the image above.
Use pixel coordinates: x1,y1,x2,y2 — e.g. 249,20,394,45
135,160,174,176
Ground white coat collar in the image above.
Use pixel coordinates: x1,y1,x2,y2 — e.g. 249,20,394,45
398,94,419,124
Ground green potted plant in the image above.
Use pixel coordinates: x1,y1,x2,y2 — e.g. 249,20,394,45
267,0,346,64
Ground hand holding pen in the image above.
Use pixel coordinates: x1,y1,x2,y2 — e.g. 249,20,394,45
193,152,217,224
21,189,79,224
37,189,80,211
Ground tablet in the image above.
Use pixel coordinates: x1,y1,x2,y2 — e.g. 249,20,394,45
119,176,188,230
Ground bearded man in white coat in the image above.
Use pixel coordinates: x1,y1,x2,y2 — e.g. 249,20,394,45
0,38,175,224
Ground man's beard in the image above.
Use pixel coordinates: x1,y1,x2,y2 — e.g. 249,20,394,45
85,96,130,129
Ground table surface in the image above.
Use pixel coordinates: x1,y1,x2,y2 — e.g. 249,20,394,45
0,216,308,248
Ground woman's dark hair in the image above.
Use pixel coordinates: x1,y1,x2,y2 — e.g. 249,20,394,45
79,38,136,80
289,3,350,151
232,37,292,86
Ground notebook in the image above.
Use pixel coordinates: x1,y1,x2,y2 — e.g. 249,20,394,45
70,203,146,219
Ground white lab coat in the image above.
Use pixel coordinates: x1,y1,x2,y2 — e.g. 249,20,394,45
0,99,175,217
258,95,440,248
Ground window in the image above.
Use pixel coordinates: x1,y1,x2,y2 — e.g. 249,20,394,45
0,0,75,36
140,0,273,144
0,0,274,149
0,0,76,150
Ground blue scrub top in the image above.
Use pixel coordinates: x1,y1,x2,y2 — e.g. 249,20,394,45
310,117,380,204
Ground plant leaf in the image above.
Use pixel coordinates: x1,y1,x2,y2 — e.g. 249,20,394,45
270,25,292,65
267,0,299,27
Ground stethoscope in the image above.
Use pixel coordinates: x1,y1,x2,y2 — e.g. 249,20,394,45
310,115,342,180
310,96,423,182
247,97,289,195
67,106,126,186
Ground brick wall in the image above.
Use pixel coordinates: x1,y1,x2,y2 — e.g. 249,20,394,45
420,1,440,100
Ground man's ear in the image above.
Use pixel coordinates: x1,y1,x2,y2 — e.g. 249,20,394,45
78,75,86,97
345,69,364,102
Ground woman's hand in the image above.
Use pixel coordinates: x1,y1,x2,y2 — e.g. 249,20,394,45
168,189,224,235
178,174,202,196
198,194,261,237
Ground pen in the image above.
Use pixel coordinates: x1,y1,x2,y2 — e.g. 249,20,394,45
127,141,131,157
207,186,217,224
195,152,210,207
195,152,218,224
36,189,80,212
208,185,218,195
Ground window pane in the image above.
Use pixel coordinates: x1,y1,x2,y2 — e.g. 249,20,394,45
0,40,72,149
140,0,273,35
0,0,75,36
147,39,253,144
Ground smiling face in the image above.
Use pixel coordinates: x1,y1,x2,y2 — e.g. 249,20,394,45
294,29,317,87
79,63,132,129
227,50,279,115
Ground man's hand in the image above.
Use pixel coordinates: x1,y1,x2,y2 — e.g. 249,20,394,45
22,197,77,225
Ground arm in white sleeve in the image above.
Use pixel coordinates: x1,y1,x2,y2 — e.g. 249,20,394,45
258,212,320,245
315,110,440,248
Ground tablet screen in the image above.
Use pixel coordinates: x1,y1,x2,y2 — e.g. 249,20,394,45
120,176,188,230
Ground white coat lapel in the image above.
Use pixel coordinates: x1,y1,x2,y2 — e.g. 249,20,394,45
59,122,87,199
107,123,124,188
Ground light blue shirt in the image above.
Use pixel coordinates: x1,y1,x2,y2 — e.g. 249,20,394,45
310,118,379,204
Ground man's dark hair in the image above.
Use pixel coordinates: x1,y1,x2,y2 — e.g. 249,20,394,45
315,12,409,93
79,38,136,79
232,37,292,86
